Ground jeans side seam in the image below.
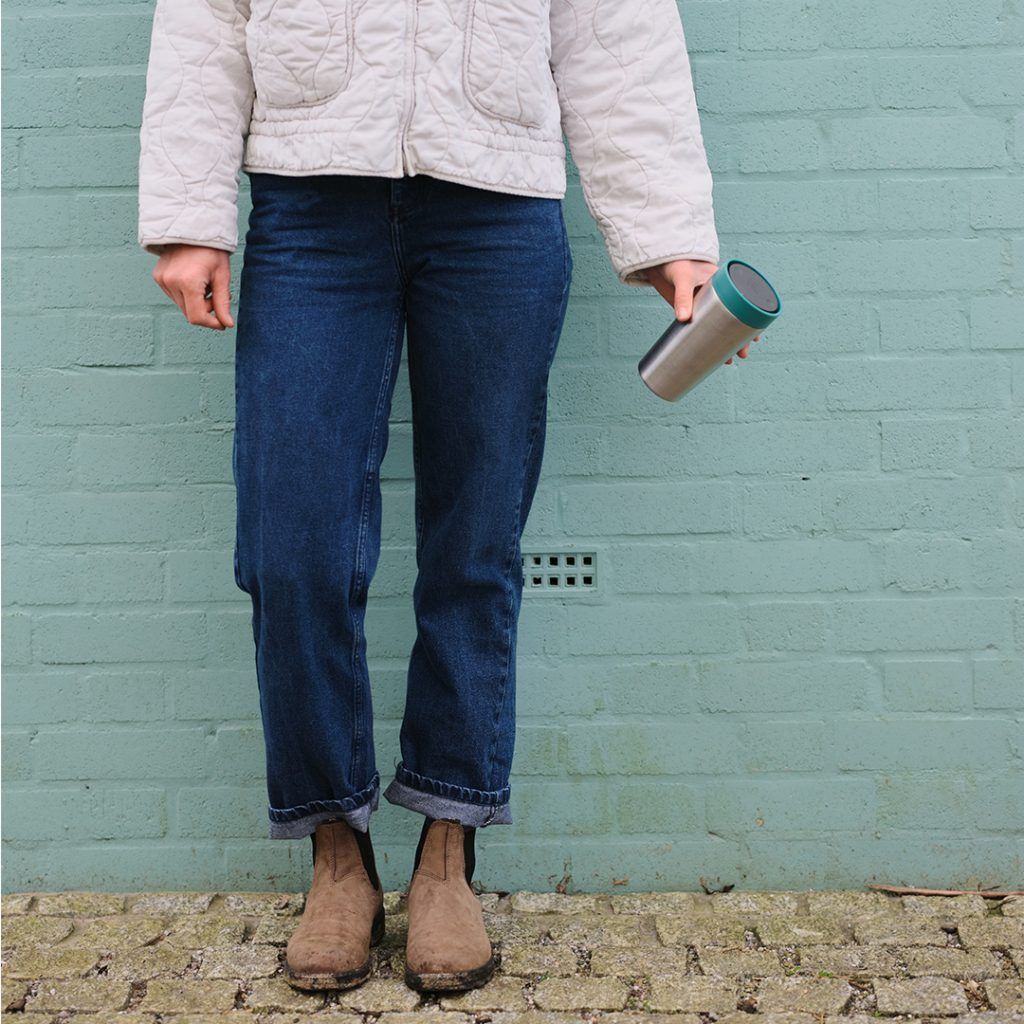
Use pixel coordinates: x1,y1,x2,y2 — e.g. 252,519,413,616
348,299,404,787
482,220,572,791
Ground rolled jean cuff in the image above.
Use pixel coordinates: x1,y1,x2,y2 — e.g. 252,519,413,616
383,762,512,827
267,772,380,839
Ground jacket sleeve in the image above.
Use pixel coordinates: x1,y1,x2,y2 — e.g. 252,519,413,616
548,0,719,287
137,0,255,256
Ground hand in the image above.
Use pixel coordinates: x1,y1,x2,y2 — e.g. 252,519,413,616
152,244,234,330
647,258,762,364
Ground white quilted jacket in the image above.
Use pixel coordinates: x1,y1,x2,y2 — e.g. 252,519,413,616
137,0,719,287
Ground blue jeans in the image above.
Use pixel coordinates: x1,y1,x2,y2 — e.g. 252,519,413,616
232,172,573,839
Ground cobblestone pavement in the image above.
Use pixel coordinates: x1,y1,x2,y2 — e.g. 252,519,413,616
2,890,1024,1023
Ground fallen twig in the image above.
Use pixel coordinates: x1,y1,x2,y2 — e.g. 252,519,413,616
867,883,1024,898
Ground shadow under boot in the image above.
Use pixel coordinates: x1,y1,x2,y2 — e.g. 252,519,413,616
404,817,498,992
285,819,385,990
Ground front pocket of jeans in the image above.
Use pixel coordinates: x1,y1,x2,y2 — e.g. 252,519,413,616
248,0,354,108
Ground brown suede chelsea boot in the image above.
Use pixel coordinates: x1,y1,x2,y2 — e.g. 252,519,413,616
284,819,385,990
404,817,498,992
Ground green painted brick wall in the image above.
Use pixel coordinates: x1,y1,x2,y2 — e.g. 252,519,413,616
2,0,1023,894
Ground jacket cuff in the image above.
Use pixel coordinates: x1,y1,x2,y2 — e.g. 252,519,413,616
617,250,721,288
139,235,237,257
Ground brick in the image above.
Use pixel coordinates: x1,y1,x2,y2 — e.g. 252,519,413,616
822,0,1004,47
707,779,876,834
972,298,1024,350
974,659,1024,709
882,659,971,712
756,976,854,1013
647,976,736,1013
26,979,132,1013
874,977,969,1015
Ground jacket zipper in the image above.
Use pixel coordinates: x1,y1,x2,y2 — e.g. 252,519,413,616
399,0,419,174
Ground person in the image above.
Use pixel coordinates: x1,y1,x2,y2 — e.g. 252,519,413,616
137,0,754,995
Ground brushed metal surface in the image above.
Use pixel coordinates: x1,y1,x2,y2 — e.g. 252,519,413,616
638,286,760,402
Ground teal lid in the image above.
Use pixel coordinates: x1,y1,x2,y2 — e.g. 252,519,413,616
710,259,782,330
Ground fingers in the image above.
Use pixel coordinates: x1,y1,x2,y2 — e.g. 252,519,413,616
182,280,224,330
152,248,233,331
669,264,697,321
725,335,762,365
210,261,234,328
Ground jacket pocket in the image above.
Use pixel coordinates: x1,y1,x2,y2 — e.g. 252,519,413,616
247,0,354,108
463,0,557,129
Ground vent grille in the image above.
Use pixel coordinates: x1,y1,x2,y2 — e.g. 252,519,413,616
522,551,597,591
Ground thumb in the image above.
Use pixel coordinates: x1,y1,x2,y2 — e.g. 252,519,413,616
211,260,234,328
674,284,693,322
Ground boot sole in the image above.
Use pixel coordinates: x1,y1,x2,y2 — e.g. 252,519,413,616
284,904,386,991
404,949,500,993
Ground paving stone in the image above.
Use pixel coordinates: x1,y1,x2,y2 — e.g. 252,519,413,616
902,894,989,917
486,1015,624,1024
508,892,606,914
102,944,197,979
251,915,295,945
717,1014,819,1024
334,979,420,1013
987,979,1024,1009
805,891,898,916
243,977,325,1012
33,893,128,917
589,945,689,977
795,943,901,976
712,892,803,916
610,893,709,915
826,1017,924,1024
196,943,282,978
533,977,629,1011
439,976,529,1010
163,1015,260,1024
1,915,74,947
376,1014,468,1024
697,948,783,976
544,914,650,947
953,1013,1024,1024
598,1014,702,1024
1,894,34,915
874,976,970,1015
499,943,580,976
655,914,749,946
478,892,502,913
756,976,855,1013
852,913,950,945
2,944,102,978
25,978,132,1013
261,1014,361,1024
903,945,1004,978
959,918,1024,948
164,914,247,948
483,912,553,945
141,979,240,1012
755,914,848,945
64,915,166,949
999,896,1024,917
646,976,736,1013
220,893,303,916
128,892,215,915
54,1015,162,1024
1,981,30,1012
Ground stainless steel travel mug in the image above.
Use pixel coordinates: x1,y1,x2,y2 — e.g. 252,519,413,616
638,259,782,402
